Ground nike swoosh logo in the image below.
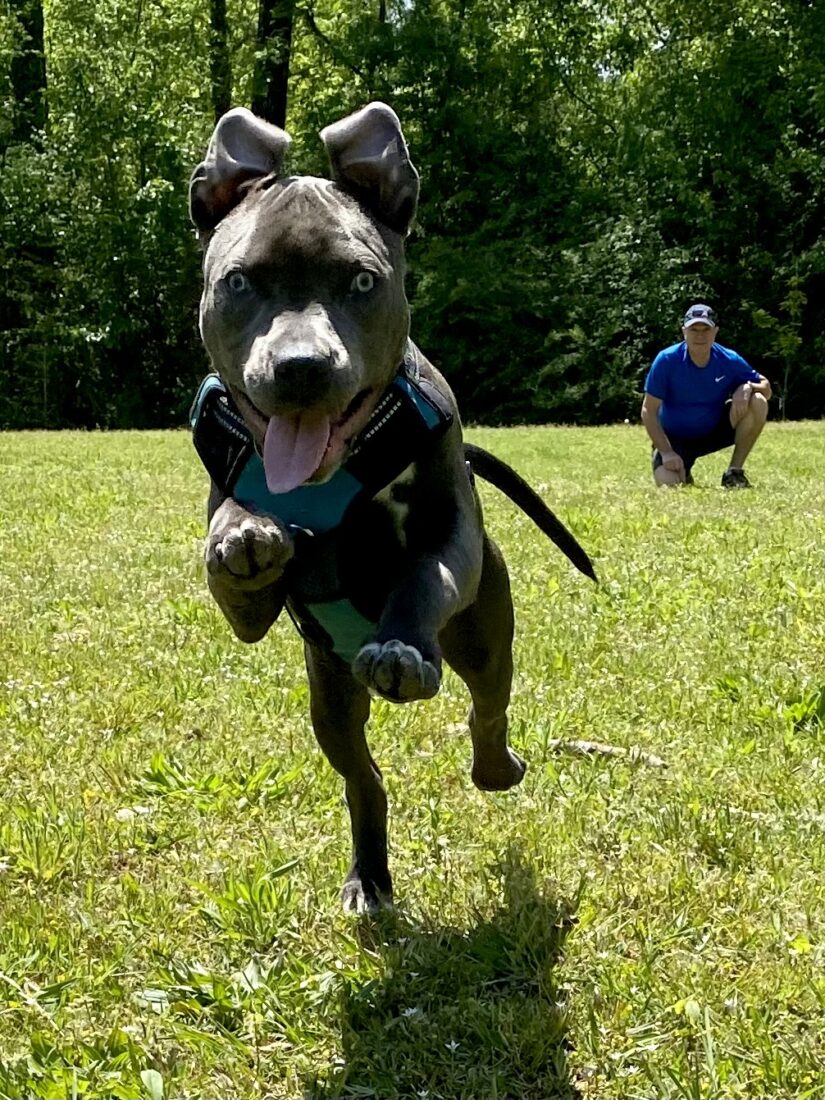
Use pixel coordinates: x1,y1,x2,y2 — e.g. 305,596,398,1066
715,375,725,383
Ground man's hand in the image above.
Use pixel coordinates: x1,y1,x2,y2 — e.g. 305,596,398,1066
730,383,753,427
660,450,685,475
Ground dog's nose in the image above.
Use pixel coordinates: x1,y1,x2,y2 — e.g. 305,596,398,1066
270,347,335,408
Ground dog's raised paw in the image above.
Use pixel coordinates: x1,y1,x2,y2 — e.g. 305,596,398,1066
353,640,440,702
206,515,293,587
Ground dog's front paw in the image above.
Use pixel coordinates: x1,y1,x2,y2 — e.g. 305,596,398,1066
206,512,293,589
353,640,440,702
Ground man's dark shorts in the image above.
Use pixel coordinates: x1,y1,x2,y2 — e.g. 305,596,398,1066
651,410,735,476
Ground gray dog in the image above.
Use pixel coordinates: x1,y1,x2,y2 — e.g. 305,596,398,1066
188,102,595,912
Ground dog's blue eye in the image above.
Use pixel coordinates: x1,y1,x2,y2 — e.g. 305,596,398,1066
352,271,375,294
227,271,249,293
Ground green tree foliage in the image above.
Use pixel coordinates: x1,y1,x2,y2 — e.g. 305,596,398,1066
1,0,823,428
605,0,825,418
1,0,212,427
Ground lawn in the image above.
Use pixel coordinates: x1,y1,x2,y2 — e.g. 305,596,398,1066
0,420,824,1100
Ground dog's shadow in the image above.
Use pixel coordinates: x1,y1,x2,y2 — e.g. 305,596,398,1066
305,849,578,1099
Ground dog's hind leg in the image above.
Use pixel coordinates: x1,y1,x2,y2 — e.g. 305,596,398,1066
440,534,527,792
304,643,392,913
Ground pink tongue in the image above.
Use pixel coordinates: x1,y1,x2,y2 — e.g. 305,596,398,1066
263,411,331,493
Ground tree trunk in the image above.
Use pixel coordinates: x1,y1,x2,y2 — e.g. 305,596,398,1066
251,0,295,128
209,0,232,122
9,0,47,146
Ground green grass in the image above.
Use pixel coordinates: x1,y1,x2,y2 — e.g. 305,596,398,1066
0,420,824,1099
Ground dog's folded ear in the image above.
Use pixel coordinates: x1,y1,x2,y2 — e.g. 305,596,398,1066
189,108,290,233
321,102,419,236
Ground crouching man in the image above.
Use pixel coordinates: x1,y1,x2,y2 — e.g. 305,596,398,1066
641,304,771,488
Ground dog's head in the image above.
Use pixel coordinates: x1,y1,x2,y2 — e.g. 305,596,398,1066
189,103,419,493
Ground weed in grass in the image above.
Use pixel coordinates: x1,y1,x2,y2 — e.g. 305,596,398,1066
194,860,299,948
1,799,86,884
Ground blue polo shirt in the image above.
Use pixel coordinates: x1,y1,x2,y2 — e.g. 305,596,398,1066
645,342,761,438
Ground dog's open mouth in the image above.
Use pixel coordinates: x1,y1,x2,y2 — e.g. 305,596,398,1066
231,386,376,494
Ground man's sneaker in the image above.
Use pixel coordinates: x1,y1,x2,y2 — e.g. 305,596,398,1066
721,467,751,489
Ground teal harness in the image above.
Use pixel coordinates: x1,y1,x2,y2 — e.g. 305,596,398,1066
190,347,452,663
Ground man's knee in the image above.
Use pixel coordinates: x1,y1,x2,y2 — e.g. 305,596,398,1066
735,390,768,433
733,386,769,426
749,391,769,424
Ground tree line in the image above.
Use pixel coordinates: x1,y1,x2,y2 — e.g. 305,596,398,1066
1,0,823,430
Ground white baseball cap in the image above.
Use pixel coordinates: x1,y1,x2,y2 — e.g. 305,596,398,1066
682,303,717,328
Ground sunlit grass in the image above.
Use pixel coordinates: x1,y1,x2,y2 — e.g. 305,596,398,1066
0,421,823,1098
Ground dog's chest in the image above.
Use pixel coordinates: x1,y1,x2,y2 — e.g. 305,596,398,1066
372,463,416,547
285,462,417,618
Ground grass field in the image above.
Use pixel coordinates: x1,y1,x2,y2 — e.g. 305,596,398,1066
0,420,824,1100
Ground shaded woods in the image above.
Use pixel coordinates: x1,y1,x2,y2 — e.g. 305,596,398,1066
1,0,823,429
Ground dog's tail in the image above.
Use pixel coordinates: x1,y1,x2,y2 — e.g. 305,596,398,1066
464,443,597,582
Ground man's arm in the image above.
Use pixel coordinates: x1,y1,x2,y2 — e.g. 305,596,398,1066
641,393,684,474
750,375,772,398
